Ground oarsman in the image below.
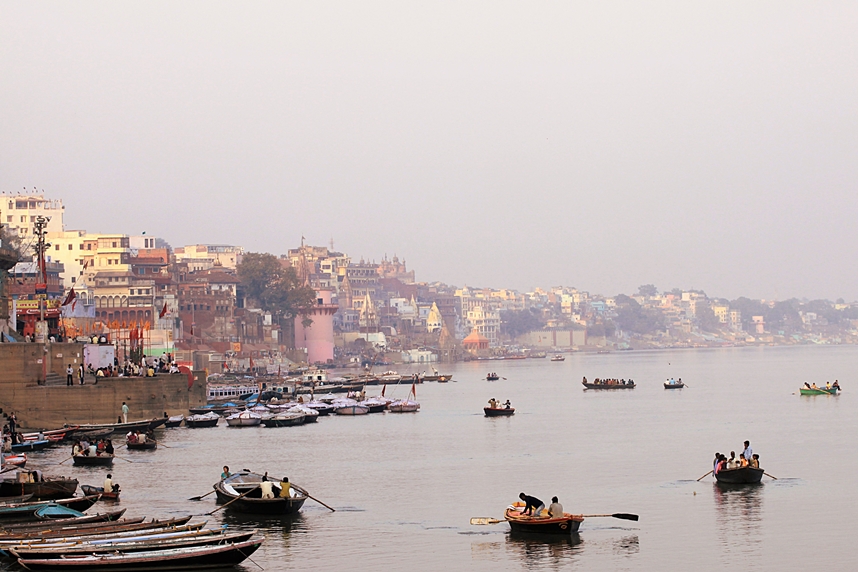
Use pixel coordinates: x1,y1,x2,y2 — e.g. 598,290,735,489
742,441,753,462
548,496,564,518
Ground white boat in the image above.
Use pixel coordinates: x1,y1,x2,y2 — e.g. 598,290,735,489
550,354,565,362
332,399,369,415
360,397,389,413
379,371,402,383
315,393,339,404
185,412,220,428
287,404,320,422
225,411,262,427
388,399,420,413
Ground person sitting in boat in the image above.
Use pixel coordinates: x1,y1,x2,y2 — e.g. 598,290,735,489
519,493,545,518
97,439,106,453
279,477,291,498
715,455,727,474
811,383,819,389
72,441,82,457
803,382,811,389
127,432,138,444
260,474,275,499
221,466,231,479
488,398,498,409
89,442,98,456
826,381,832,389
742,441,753,462
548,496,563,518
833,380,841,390
80,439,90,455
104,474,114,493
503,400,511,409
750,454,760,468
105,439,114,455
725,451,738,469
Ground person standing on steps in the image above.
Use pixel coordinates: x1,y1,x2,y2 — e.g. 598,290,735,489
78,363,85,385
66,364,73,386
121,402,129,424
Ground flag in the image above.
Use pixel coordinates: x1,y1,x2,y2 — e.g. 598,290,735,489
61,288,76,306
159,303,168,318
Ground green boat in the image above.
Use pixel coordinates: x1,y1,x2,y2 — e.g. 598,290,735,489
799,386,839,395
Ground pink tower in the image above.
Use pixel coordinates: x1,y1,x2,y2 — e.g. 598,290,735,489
294,289,338,364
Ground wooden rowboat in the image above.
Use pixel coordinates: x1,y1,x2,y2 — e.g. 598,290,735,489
185,413,219,428
0,477,78,500
16,536,264,571
484,407,514,417
126,440,156,451
664,382,684,389
164,415,184,428
81,485,120,501
714,466,764,484
11,440,52,453
799,387,839,395
504,502,583,534
72,454,113,467
582,381,635,390
214,471,307,515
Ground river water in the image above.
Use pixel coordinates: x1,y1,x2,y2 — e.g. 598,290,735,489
33,345,858,571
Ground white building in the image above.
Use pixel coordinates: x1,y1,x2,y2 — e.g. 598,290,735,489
174,244,243,271
1,191,64,238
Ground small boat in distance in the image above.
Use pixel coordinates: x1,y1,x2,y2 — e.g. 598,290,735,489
550,354,565,362
582,377,635,390
799,382,840,395
714,466,764,485
664,378,684,389
484,406,514,417
486,373,500,381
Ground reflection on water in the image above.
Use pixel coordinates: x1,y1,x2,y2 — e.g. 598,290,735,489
613,534,640,556
713,483,763,555
505,532,583,568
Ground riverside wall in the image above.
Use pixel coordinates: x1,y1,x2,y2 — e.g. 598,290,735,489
0,342,207,429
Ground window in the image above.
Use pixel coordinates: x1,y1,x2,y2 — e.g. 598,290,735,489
112,242,117,248
30,216,35,222
16,201,25,209
68,244,72,250
20,216,25,223
55,245,59,251
71,277,76,284
138,268,144,275
87,244,91,250
5,216,10,223
79,244,83,250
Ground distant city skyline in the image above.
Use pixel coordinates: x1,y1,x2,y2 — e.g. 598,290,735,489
2,3,856,301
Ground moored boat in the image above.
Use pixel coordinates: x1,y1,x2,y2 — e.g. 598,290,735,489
225,411,262,427
11,440,52,453
333,402,369,415
15,536,265,571
550,354,565,362
484,407,515,417
303,401,335,415
360,397,389,413
184,413,220,428
81,485,120,501
0,476,78,500
504,502,583,534
286,405,319,422
73,418,166,434
388,399,419,413
164,415,184,428
3,453,27,468
214,471,307,515
260,412,306,427
714,466,764,485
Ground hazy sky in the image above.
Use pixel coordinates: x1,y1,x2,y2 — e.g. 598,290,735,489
2,2,856,300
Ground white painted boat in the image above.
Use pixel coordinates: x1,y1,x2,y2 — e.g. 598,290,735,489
379,371,402,383
332,399,369,415
287,405,320,422
388,399,420,413
225,411,262,427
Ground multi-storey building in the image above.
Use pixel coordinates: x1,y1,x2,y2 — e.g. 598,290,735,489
174,244,243,271
1,192,64,238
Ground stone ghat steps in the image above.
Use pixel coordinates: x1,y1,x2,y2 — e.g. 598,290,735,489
43,373,66,386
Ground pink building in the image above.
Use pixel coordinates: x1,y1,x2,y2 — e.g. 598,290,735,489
294,289,338,364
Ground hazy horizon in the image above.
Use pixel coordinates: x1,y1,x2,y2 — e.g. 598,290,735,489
2,2,856,301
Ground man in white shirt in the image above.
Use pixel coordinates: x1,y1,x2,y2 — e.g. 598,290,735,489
742,441,753,462
103,474,113,493
548,496,564,518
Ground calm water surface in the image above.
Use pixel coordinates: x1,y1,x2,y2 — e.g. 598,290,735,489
34,345,858,571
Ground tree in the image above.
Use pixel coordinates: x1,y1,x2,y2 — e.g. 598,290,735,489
637,284,658,297
237,253,317,327
614,294,664,335
500,309,543,339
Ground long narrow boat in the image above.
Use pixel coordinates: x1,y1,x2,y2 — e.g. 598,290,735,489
504,502,584,534
11,530,257,559
0,503,84,523
11,440,52,453
16,537,265,571
0,495,100,518
164,415,184,428
214,471,307,515
72,454,113,467
225,411,262,427
73,418,167,434
0,477,78,500
664,381,685,389
0,519,198,543
2,454,27,468
388,399,419,413
714,466,764,484
799,386,839,395
582,380,635,390
0,494,33,505
261,412,305,427
0,512,133,533
7,528,216,549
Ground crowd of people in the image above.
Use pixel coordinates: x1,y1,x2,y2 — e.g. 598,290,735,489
83,353,181,382
714,441,759,472
72,437,115,457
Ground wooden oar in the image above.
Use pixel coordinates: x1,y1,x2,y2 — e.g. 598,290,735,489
580,513,639,521
299,488,335,512
189,489,215,501
206,485,259,515
696,470,713,481
57,456,75,465
470,517,504,525
764,472,778,480
113,455,134,463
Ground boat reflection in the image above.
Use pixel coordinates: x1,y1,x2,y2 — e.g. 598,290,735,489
712,482,763,554
504,531,583,567
612,534,640,556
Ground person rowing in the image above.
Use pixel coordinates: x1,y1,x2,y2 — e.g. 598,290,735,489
519,492,545,518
